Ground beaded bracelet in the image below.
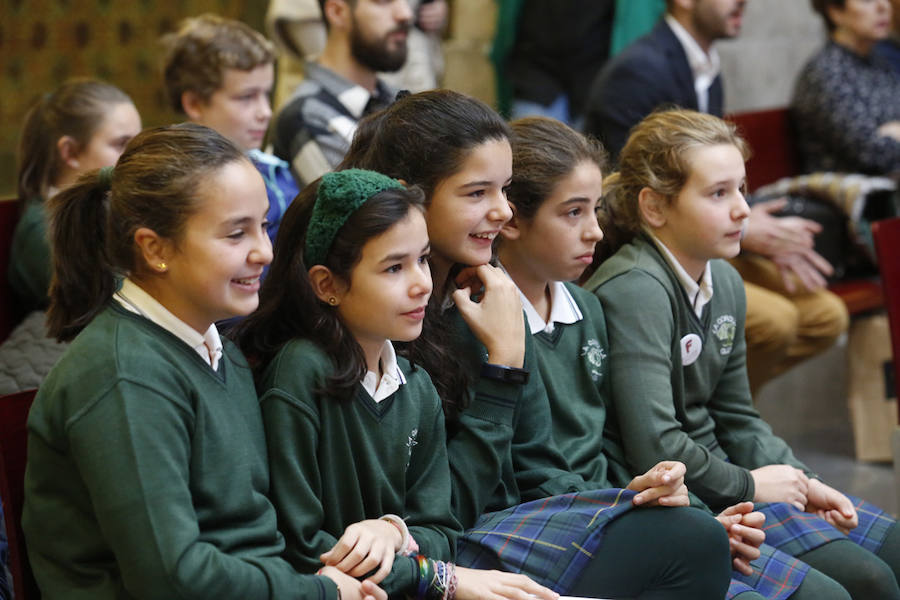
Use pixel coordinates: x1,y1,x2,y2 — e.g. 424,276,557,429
414,555,457,600
415,555,433,600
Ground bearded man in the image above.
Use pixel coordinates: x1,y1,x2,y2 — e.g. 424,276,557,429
273,0,412,186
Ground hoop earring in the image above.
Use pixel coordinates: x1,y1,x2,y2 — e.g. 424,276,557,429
328,297,337,306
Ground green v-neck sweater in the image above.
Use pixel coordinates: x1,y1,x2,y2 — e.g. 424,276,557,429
584,235,811,511
442,307,585,530
258,339,460,596
23,303,335,600
527,283,634,489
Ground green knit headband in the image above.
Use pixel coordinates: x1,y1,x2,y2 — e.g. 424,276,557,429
305,169,405,266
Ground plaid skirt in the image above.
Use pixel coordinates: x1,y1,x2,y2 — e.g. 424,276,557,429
457,491,895,598
728,543,809,599
727,494,895,599
455,488,636,593
758,494,893,556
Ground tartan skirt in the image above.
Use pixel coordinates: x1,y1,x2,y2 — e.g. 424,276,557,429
456,491,895,598
727,494,895,599
455,488,637,593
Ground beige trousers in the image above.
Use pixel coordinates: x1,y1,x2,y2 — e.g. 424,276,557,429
731,254,849,395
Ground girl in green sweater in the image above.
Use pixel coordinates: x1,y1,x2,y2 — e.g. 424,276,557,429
9,78,141,313
338,89,733,599
23,124,383,600
238,169,556,599
585,108,900,600
497,115,864,600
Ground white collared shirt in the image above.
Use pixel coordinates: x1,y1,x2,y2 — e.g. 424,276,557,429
665,14,721,114
517,280,584,335
114,278,224,371
361,340,407,403
647,231,714,319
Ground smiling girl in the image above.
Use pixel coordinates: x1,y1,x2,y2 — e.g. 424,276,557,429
22,124,384,600
239,168,562,599
339,90,733,599
585,108,900,600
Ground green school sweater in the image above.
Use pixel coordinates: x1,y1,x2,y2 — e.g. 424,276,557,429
7,198,52,312
443,307,585,529
584,235,811,511
23,303,334,600
258,339,460,596
528,283,632,489
529,282,712,513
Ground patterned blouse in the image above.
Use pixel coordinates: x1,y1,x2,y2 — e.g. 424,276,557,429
791,40,900,175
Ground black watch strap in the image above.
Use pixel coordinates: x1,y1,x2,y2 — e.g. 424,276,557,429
480,362,530,385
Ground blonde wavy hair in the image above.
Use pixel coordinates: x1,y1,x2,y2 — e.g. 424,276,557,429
602,109,750,253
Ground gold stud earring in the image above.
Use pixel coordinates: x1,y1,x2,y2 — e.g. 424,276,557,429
328,297,337,305
158,262,167,271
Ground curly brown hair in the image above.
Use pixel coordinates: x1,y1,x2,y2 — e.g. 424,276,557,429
161,14,276,113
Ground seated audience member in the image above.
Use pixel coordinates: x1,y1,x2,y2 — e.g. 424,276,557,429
161,14,298,242
238,170,558,600
341,89,735,600
793,0,900,175
875,0,900,72
266,0,446,107
23,123,387,600
272,0,411,187
583,0,848,395
587,109,900,600
9,78,140,313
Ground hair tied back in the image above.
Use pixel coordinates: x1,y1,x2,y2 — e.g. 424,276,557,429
98,165,115,190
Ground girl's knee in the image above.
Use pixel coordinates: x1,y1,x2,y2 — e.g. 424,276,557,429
801,539,900,600
674,506,730,558
791,567,851,600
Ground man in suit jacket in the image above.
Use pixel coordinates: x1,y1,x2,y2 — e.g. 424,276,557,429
585,0,740,158
585,0,850,395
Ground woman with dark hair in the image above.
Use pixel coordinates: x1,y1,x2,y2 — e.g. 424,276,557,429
792,0,900,175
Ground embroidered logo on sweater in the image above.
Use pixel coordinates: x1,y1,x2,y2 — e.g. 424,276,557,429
712,315,737,355
580,338,607,382
406,428,418,469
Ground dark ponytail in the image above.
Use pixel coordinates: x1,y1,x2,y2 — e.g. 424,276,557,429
45,172,115,341
46,123,247,342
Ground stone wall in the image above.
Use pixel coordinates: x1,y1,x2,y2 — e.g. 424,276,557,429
719,0,827,113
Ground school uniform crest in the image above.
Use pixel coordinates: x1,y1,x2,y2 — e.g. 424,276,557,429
580,339,606,382
406,428,418,469
712,315,737,355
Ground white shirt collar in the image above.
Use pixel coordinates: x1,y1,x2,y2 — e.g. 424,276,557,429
361,340,407,403
114,278,224,370
518,281,583,335
665,14,721,113
647,231,714,318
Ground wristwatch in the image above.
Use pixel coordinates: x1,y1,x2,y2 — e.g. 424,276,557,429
480,362,530,385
